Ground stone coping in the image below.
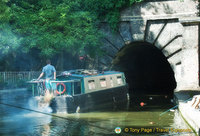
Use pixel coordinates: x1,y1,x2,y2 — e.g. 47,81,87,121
175,91,200,136
179,102,200,136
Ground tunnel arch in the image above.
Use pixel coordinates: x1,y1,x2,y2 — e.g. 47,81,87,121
112,41,176,98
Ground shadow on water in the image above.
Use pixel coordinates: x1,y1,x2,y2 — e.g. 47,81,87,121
0,89,194,136
128,95,175,112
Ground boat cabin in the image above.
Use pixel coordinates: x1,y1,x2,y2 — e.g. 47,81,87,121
57,70,127,96
27,69,129,113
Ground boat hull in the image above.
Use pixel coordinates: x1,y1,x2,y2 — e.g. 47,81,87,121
50,85,129,113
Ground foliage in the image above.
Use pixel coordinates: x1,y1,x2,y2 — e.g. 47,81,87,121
9,1,102,58
0,1,100,62
0,0,11,23
0,0,143,71
0,0,22,58
0,24,22,58
79,0,143,31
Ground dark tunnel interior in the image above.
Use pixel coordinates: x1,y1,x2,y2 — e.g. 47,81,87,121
112,42,177,99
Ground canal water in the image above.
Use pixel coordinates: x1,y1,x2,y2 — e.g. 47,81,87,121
0,89,195,136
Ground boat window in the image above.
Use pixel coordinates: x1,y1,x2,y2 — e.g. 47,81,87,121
110,77,114,87
74,82,81,95
88,80,95,90
100,78,107,87
117,76,122,85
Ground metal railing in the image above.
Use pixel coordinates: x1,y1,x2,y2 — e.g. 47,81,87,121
27,79,81,96
0,71,62,84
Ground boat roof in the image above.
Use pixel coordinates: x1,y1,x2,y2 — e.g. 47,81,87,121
60,69,124,78
72,71,123,78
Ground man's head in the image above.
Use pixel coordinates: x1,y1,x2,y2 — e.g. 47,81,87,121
46,59,51,64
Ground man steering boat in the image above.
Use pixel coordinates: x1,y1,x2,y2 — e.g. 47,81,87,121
37,59,56,102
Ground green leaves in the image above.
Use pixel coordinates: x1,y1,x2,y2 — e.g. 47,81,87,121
8,1,103,58
0,0,11,23
0,0,142,63
0,24,22,56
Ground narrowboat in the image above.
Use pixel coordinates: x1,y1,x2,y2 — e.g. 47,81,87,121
28,69,129,113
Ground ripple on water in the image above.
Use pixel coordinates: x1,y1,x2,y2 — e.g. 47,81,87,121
0,89,194,136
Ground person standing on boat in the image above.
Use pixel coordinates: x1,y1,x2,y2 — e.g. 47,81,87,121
37,59,56,97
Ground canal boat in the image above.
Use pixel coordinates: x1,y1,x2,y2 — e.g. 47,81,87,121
27,69,129,113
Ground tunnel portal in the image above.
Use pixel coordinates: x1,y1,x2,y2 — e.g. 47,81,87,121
112,42,177,99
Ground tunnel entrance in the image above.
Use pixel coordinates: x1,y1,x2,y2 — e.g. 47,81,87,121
112,42,176,101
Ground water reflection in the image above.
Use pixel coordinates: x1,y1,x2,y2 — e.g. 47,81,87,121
0,89,194,136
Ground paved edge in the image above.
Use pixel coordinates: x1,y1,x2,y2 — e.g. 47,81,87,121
174,91,200,136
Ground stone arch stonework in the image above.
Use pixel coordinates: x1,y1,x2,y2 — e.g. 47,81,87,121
98,0,200,91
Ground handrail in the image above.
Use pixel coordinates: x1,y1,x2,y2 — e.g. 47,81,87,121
50,80,81,83
27,79,81,84
27,79,81,96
